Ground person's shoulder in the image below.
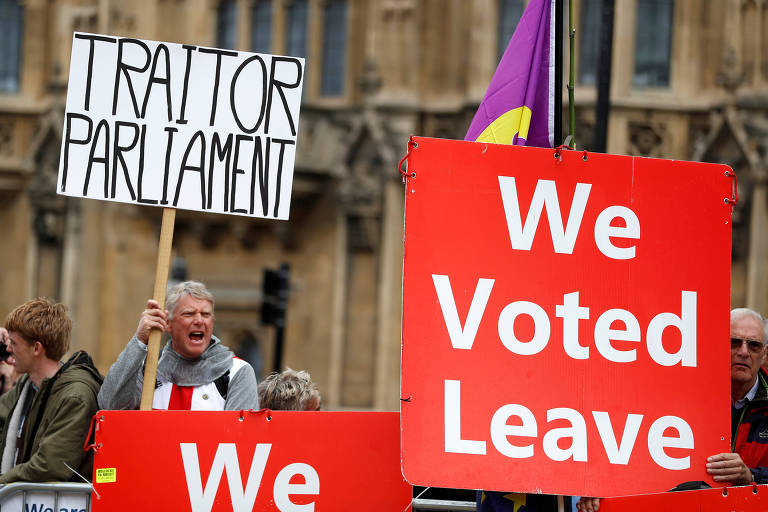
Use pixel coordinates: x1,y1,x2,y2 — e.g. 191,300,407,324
758,369,768,394
54,364,103,395
13,374,29,388
230,356,253,374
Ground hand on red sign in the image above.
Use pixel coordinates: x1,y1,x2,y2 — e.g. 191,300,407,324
706,452,753,484
135,299,169,343
576,496,601,512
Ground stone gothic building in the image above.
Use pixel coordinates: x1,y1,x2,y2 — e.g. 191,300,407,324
0,0,765,410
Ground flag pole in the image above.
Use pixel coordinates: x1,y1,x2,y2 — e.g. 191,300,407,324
568,0,576,148
554,0,563,147
593,0,615,153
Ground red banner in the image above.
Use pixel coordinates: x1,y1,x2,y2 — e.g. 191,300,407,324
401,137,733,496
91,410,411,511
599,485,768,511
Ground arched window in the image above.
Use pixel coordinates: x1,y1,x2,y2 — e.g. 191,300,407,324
634,0,674,87
578,0,601,85
321,0,347,96
497,0,525,60
285,0,308,58
251,0,273,53
216,0,238,50
0,0,24,93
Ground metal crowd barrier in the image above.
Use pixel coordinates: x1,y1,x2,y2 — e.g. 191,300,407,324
412,498,476,511
0,482,91,511
0,482,480,511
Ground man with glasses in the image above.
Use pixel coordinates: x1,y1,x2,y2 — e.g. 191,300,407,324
706,307,768,485
578,308,768,511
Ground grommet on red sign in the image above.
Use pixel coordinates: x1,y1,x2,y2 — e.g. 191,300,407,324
202,393,209,400
398,136,418,183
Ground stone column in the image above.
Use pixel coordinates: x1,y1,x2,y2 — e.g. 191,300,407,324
746,171,768,313
373,177,404,410
326,208,348,408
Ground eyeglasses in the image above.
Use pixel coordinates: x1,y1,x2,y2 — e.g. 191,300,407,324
731,337,766,354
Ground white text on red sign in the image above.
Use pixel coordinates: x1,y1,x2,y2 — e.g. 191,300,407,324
181,443,319,512
438,177,697,470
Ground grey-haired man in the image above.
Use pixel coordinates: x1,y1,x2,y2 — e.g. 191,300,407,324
99,281,258,410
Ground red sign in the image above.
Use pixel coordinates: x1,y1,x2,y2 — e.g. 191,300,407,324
401,137,733,497
91,411,411,511
599,485,768,511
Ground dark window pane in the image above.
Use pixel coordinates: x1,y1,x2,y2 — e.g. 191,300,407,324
321,0,346,96
0,0,24,93
578,0,601,85
633,0,674,87
251,0,272,53
497,0,525,60
216,0,237,50
286,0,308,58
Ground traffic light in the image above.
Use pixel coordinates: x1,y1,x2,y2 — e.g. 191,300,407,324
261,263,290,328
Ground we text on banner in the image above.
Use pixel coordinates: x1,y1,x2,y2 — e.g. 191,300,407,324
91,411,411,511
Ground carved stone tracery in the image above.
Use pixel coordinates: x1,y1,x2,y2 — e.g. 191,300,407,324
628,122,665,158
0,121,14,158
26,107,68,245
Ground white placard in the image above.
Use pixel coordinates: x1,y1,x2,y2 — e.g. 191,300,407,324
57,33,304,220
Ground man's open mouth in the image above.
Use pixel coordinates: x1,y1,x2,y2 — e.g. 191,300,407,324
189,331,204,341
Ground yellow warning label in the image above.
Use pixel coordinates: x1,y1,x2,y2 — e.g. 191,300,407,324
95,467,116,483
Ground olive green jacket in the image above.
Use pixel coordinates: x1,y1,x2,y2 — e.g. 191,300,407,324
0,357,102,483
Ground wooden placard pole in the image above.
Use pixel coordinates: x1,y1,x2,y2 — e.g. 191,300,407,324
139,207,176,410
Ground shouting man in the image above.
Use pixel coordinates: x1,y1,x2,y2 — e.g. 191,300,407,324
99,281,258,410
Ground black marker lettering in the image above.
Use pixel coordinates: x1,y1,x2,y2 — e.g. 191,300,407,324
112,38,151,117
252,136,270,216
207,132,233,210
266,57,302,136
62,113,93,192
140,43,173,121
173,131,207,208
230,55,268,133
161,127,178,205
176,45,197,125
136,125,157,204
270,138,294,217
198,47,238,126
111,121,138,200
83,119,111,198
230,134,251,214
74,34,117,111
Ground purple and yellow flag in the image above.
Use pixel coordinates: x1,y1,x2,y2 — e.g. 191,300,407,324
465,0,556,147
